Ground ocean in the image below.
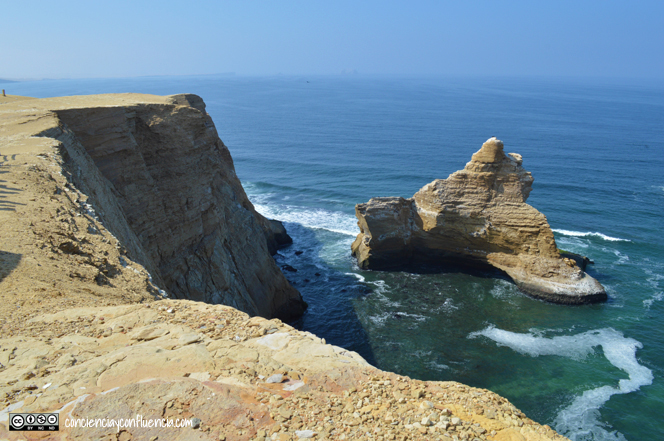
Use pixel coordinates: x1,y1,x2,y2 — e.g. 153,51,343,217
4,74,663,441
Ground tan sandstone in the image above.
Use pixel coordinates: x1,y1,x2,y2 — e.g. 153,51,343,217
352,137,606,304
0,93,305,320
0,300,568,441
1,96,568,440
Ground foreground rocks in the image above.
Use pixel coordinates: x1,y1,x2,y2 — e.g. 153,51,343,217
352,138,606,304
0,300,567,441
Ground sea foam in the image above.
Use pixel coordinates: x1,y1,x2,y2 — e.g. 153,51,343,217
552,229,630,242
469,327,652,441
253,202,359,236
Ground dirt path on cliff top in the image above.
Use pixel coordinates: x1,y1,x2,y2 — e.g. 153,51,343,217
0,96,158,338
0,95,35,105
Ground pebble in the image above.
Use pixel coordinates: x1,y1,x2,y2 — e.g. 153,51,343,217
295,429,315,438
191,417,201,429
266,374,284,384
178,333,202,346
420,400,434,409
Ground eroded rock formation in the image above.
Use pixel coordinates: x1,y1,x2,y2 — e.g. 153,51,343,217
352,137,607,304
0,93,305,320
0,95,568,440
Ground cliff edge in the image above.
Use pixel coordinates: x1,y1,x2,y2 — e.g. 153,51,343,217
0,96,567,440
0,93,305,320
352,137,606,304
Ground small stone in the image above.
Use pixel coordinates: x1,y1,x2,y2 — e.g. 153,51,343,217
451,417,461,425
149,437,158,441
179,333,202,346
421,417,433,426
411,389,424,399
283,380,305,391
266,374,284,384
474,426,487,435
437,421,450,430
420,400,434,409
191,417,201,429
295,429,316,438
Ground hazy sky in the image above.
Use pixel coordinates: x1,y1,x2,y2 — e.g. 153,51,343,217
3,1,663,80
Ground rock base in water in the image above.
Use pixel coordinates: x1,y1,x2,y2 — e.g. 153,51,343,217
352,137,607,304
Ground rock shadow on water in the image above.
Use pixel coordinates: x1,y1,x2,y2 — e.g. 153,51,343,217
273,222,378,367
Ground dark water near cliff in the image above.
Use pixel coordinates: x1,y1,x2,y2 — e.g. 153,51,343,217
7,75,664,440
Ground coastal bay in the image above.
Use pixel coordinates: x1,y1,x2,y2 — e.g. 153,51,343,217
4,75,663,440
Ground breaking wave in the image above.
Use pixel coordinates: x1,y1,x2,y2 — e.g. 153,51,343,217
469,326,652,441
253,202,358,236
552,229,630,242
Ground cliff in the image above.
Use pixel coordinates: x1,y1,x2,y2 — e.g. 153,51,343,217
0,93,305,320
352,137,606,304
0,95,567,440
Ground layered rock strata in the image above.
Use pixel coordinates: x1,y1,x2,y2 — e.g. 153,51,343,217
0,95,567,440
352,137,607,304
0,93,305,320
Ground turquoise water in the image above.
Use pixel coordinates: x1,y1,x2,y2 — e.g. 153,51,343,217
5,75,663,440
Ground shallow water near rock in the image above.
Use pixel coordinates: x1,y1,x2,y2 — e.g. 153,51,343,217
7,74,664,440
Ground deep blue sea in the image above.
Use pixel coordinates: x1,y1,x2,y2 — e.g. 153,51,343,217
4,75,663,441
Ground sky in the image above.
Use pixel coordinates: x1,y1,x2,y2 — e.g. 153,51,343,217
2,0,663,80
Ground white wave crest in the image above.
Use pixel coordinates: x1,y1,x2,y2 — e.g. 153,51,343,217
368,310,428,327
469,327,652,441
643,292,663,310
346,272,366,283
426,360,450,371
253,203,359,236
553,229,630,242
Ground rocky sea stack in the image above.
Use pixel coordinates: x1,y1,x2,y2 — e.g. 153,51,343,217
352,137,607,304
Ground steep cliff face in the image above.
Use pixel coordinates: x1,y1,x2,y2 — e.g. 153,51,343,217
352,138,607,304
3,93,305,320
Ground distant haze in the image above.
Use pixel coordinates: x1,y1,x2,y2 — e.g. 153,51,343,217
3,0,663,80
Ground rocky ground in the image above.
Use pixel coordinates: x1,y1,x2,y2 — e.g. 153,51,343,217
1,300,567,441
1,95,569,440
